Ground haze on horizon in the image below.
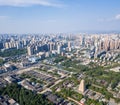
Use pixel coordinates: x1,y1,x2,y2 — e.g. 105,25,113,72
0,0,120,34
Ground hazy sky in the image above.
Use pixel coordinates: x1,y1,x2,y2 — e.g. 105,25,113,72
0,0,120,33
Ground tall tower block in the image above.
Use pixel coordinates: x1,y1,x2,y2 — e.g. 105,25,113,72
78,79,85,94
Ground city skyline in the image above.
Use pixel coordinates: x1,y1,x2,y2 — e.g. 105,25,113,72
0,0,120,34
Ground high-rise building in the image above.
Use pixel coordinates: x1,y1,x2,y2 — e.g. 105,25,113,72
57,45,61,54
49,42,54,52
5,42,9,49
27,46,34,56
115,40,120,49
0,42,3,49
78,79,85,94
68,41,72,51
68,41,71,48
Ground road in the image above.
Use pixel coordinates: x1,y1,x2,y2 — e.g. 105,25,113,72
67,97,81,105
0,61,43,77
40,79,63,94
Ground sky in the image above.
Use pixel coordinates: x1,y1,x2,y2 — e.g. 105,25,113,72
0,0,120,34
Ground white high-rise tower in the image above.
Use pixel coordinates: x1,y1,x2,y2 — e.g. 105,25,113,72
78,79,85,94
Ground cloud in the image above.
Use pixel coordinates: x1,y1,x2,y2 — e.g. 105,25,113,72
0,16,8,19
98,14,120,22
46,19,57,22
0,0,63,7
97,18,114,22
115,14,120,20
